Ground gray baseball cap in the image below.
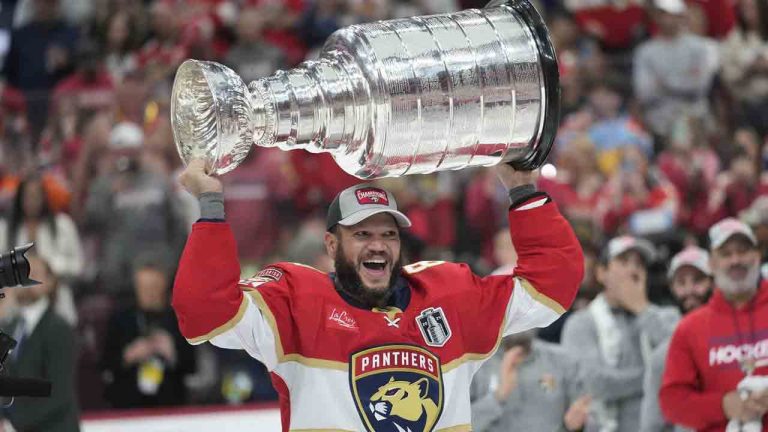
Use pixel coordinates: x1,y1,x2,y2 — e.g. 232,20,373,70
326,183,412,231
601,235,656,265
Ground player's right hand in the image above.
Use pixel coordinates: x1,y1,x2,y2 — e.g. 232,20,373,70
178,158,223,198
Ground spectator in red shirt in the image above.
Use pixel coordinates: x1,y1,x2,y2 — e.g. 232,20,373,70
707,147,768,226
537,135,602,242
244,0,307,65
53,42,115,113
565,0,649,50
660,218,768,431
687,0,736,39
657,114,720,235
594,145,679,237
137,0,189,83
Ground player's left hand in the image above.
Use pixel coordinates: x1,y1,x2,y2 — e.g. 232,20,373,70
494,164,539,190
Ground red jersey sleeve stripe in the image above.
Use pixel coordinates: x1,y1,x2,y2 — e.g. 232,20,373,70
186,295,249,344
508,201,583,314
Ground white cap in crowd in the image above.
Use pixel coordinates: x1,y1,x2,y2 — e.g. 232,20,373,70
708,218,758,250
654,0,687,14
602,235,656,265
668,246,711,279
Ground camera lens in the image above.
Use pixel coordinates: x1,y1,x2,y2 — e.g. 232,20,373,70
0,244,37,289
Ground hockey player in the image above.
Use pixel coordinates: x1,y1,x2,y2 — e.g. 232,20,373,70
173,159,584,431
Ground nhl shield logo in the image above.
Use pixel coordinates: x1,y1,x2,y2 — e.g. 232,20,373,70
416,307,451,347
350,345,443,432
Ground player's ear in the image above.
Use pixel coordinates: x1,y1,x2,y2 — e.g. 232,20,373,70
414,378,429,398
324,231,338,258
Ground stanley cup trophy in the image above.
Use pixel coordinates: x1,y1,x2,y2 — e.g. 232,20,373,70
171,0,559,179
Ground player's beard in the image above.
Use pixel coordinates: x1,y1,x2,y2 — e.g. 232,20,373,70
334,243,403,309
715,262,761,300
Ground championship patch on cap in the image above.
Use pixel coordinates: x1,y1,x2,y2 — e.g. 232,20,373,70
355,188,390,206
350,344,443,432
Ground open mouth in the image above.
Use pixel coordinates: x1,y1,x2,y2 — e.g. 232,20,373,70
361,259,388,278
728,266,748,280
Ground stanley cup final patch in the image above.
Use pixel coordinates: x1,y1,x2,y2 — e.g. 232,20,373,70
350,345,443,432
416,307,451,347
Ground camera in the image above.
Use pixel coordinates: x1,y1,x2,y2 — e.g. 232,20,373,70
0,243,40,297
0,243,50,398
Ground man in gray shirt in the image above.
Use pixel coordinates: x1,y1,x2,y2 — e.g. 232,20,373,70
633,0,718,139
471,330,590,432
562,236,681,432
640,247,713,432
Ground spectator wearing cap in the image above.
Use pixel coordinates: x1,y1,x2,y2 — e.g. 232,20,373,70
84,121,187,298
640,246,713,432
660,218,768,431
562,235,681,432
633,0,719,141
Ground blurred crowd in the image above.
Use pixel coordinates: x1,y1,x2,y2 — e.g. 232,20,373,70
0,0,765,429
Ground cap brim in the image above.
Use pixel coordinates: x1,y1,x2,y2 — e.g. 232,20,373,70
711,232,758,250
668,262,711,279
337,208,412,228
608,240,656,264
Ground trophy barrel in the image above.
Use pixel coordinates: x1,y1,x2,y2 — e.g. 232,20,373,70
170,0,559,178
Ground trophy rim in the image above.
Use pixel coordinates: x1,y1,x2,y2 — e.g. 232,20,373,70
486,0,560,170
171,59,223,172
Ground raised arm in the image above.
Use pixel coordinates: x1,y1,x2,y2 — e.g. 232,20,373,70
171,160,284,370
496,165,584,335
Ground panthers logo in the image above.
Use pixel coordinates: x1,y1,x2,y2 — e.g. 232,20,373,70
350,345,443,432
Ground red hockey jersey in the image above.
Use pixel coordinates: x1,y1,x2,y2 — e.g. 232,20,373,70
172,196,583,431
660,280,768,431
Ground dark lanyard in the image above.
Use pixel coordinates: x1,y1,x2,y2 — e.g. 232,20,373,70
730,299,757,375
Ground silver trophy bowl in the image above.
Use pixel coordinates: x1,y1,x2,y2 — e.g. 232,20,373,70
171,0,559,178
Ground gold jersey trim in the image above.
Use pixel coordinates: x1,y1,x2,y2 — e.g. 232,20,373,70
249,290,349,371
519,277,566,315
186,295,249,344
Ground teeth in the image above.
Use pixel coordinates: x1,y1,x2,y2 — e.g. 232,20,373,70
364,259,386,264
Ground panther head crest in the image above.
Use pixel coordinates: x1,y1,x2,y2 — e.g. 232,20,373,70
367,377,439,432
